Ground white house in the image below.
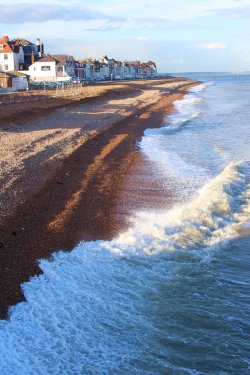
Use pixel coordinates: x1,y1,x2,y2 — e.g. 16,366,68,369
0,36,23,72
143,61,157,77
99,62,109,80
10,37,43,70
28,55,57,81
124,61,140,79
0,35,44,73
100,56,114,79
111,59,123,78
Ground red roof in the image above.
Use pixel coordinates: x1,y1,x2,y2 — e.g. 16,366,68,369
0,36,13,53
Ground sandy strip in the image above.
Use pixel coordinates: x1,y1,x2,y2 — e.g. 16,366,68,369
0,78,196,319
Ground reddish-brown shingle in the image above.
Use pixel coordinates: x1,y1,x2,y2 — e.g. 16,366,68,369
0,36,13,53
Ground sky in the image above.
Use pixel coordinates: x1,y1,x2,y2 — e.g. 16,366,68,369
0,0,250,72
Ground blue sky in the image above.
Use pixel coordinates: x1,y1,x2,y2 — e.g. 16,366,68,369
0,0,250,72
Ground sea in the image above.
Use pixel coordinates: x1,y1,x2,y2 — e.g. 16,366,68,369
0,73,249,374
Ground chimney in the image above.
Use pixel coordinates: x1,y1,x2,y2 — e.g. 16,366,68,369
3,36,9,41
31,51,35,65
36,38,41,57
41,43,44,57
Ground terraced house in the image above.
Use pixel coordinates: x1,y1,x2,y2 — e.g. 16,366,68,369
0,36,43,72
0,34,157,87
51,54,75,80
0,36,23,72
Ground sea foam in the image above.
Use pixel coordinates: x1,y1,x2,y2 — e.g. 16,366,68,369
0,162,249,374
1,78,250,375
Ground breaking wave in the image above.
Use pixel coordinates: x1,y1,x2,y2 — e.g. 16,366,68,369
0,162,249,374
115,162,250,253
1,77,250,375
163,94,204,133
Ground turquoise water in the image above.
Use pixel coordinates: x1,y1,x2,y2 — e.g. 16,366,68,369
0,73,249,374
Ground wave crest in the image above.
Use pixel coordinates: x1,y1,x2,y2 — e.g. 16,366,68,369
111,162,250,254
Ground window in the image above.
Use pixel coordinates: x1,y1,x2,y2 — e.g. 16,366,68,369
0,45,3,49
41,65,51,71
57,66,63,72
4,54,8,60
4,65,8,70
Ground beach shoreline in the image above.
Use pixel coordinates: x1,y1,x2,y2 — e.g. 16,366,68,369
0,77,197,319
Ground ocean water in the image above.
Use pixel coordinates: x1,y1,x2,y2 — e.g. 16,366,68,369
0,73,250,374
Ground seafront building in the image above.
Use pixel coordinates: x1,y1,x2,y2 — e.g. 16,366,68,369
0,35,157,90
0,35,43,72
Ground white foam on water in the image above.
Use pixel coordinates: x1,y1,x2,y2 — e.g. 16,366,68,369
140,84,208,197
164,94,204,132
110,161,250,255
0,162,249,374
0,81,250,374
142,84,206,162
140,136,203,178
139,134,207,202
190,82,213,92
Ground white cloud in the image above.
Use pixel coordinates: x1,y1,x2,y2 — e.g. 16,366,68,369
244,55,250,62
3,0,250,23
135,36,149,41
198,42,227,49
0,3,123,24
210,3,250,18
1,0,250,73
171,57,184,64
